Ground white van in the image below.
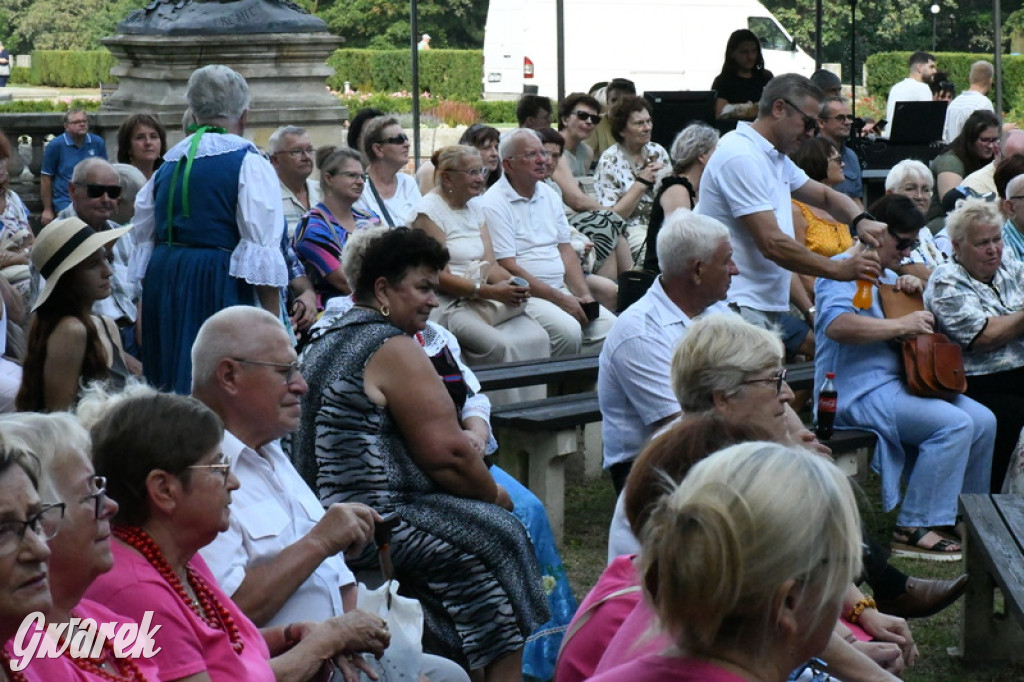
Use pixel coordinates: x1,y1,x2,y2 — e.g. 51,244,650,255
483,0,816,100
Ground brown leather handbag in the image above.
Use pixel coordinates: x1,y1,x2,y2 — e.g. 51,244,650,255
878,283,968,400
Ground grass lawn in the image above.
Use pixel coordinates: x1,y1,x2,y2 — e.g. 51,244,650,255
560,466,1024,681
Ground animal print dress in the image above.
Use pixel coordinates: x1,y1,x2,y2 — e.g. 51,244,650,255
292,306,550,669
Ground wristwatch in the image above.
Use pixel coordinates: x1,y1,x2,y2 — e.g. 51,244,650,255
849,211,876,237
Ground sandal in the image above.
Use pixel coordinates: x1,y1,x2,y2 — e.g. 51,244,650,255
891,526,962,562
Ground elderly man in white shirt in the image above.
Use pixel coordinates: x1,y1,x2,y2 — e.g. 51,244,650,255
477,128,616,356
194,306,469,682
269,125,321,239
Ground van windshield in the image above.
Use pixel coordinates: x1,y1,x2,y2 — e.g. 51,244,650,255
748,16,793,51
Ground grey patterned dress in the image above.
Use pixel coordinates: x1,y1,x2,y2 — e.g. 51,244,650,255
291,306,550,669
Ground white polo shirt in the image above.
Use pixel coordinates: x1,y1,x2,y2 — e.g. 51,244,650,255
697,123,808,312
199,431,354,627
599,276,729,468
476,175,572,289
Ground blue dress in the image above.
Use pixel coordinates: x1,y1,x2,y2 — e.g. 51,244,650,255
134,132,286,393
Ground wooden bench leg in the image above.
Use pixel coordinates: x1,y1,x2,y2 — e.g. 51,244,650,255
958,504,1024,662
494,426,577,547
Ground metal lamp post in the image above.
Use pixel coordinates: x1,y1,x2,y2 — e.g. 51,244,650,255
931,4,940,52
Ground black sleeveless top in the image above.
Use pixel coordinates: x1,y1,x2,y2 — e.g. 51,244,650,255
643,176,696,273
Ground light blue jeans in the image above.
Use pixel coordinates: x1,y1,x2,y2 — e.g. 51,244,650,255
892,393,995,528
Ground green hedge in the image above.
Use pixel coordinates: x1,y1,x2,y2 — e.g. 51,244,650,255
8,67,31,85
24,50,118,88
335,93,518,124
865,51,1024,113
327,49,482,101
0,99,99,114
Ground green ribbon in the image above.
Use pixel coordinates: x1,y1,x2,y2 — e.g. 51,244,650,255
165,125,228,246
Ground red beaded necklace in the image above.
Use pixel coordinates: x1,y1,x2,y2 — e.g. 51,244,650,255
62,628,147,682
0,650,27,682
112,525,244,654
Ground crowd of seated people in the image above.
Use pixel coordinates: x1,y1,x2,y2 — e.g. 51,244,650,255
10,47,1024,682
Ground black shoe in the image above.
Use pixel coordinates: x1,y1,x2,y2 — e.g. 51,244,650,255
875,574,968,619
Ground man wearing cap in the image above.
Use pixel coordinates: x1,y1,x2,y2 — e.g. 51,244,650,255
818,96,864,208
39,158,140,372
40,108,108,226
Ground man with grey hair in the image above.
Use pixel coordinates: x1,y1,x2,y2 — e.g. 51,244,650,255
269,125,321,238
193,306,469,682
697,73,884,332
818,96,864,208
477,128,615,356
598,209,736,492
133,63,287,394
40,107,108,225
943,60,995,143
1000,173,1024,262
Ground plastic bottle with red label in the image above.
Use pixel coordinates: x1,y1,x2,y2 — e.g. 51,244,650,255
815,372,837,440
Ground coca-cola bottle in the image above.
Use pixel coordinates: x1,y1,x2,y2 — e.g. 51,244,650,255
815,372,837,440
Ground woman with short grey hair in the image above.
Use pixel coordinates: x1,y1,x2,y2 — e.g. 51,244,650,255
131,63,288,394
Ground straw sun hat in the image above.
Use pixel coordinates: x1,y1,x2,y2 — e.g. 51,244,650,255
30,217,131,311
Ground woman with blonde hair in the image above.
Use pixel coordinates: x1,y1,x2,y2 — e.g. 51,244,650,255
356,116,421,227
590,441,862,682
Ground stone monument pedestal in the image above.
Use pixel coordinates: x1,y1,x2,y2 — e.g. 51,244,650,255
98,31,347,152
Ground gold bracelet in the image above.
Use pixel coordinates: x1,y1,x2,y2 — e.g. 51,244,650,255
847,596,876,624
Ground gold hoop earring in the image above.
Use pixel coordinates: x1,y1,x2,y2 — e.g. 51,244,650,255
380,304,390,317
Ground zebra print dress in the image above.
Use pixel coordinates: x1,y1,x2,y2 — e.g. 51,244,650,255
291,307,550,669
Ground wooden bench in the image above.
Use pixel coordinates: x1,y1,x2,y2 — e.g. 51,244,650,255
958,494,1024,663
490,392,600,546
474,354,599,393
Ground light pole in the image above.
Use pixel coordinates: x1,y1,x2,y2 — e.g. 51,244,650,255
931,4,940,52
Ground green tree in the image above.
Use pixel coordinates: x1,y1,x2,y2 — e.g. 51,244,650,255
10,0,146,51
296,0,486,49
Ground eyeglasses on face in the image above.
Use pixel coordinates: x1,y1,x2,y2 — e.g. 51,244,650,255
978,135,1000,145
890,230,921,252
828,154,844,165
781,99,819,133
741,367,788,395
331,170,368,181
282,147,316,158
573,110,602,124
510,149,551,161
0,503,66,555
80,476,108,520
449,167,488,177
67,118,89,126
821,114,854,123
85,184,122,200
381,133,409,145
187,453,232,483
232,357,303,384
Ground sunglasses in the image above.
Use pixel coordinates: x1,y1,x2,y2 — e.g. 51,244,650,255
781,99,819,133
573,110,602,124
891,230,921,251
85,184,122,200
381,133,409,145
821,114,854,123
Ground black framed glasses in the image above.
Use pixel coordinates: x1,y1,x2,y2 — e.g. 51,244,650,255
381,133,409,145
85,184,122,200
573,110,602,124
741,368,788,395
81,476,108,520
0,503,66,555
232,357,303,384
781,99,819,133
282,147,316,158
187,453,232,483
890,230,921,252
821,114,854,123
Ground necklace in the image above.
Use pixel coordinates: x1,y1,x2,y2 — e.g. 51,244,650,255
63,632,147,682
112,525,244,654
0,650,27,682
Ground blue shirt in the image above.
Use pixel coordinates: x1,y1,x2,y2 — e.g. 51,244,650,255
41,132,107,212
833,143,863,201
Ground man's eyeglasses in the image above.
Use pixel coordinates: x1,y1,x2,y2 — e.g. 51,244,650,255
381,134,409,145
890,230,921,252
85,184,122,200
0,503,66,555
449,167,488,177
282,147,316,158
187,453,232,483
66,119,89,126
510,149,551,161
232,357,303,384
781,99,820,133
573,110,602,124
821,114,854,123
741,368,788,395
80,476,108,520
